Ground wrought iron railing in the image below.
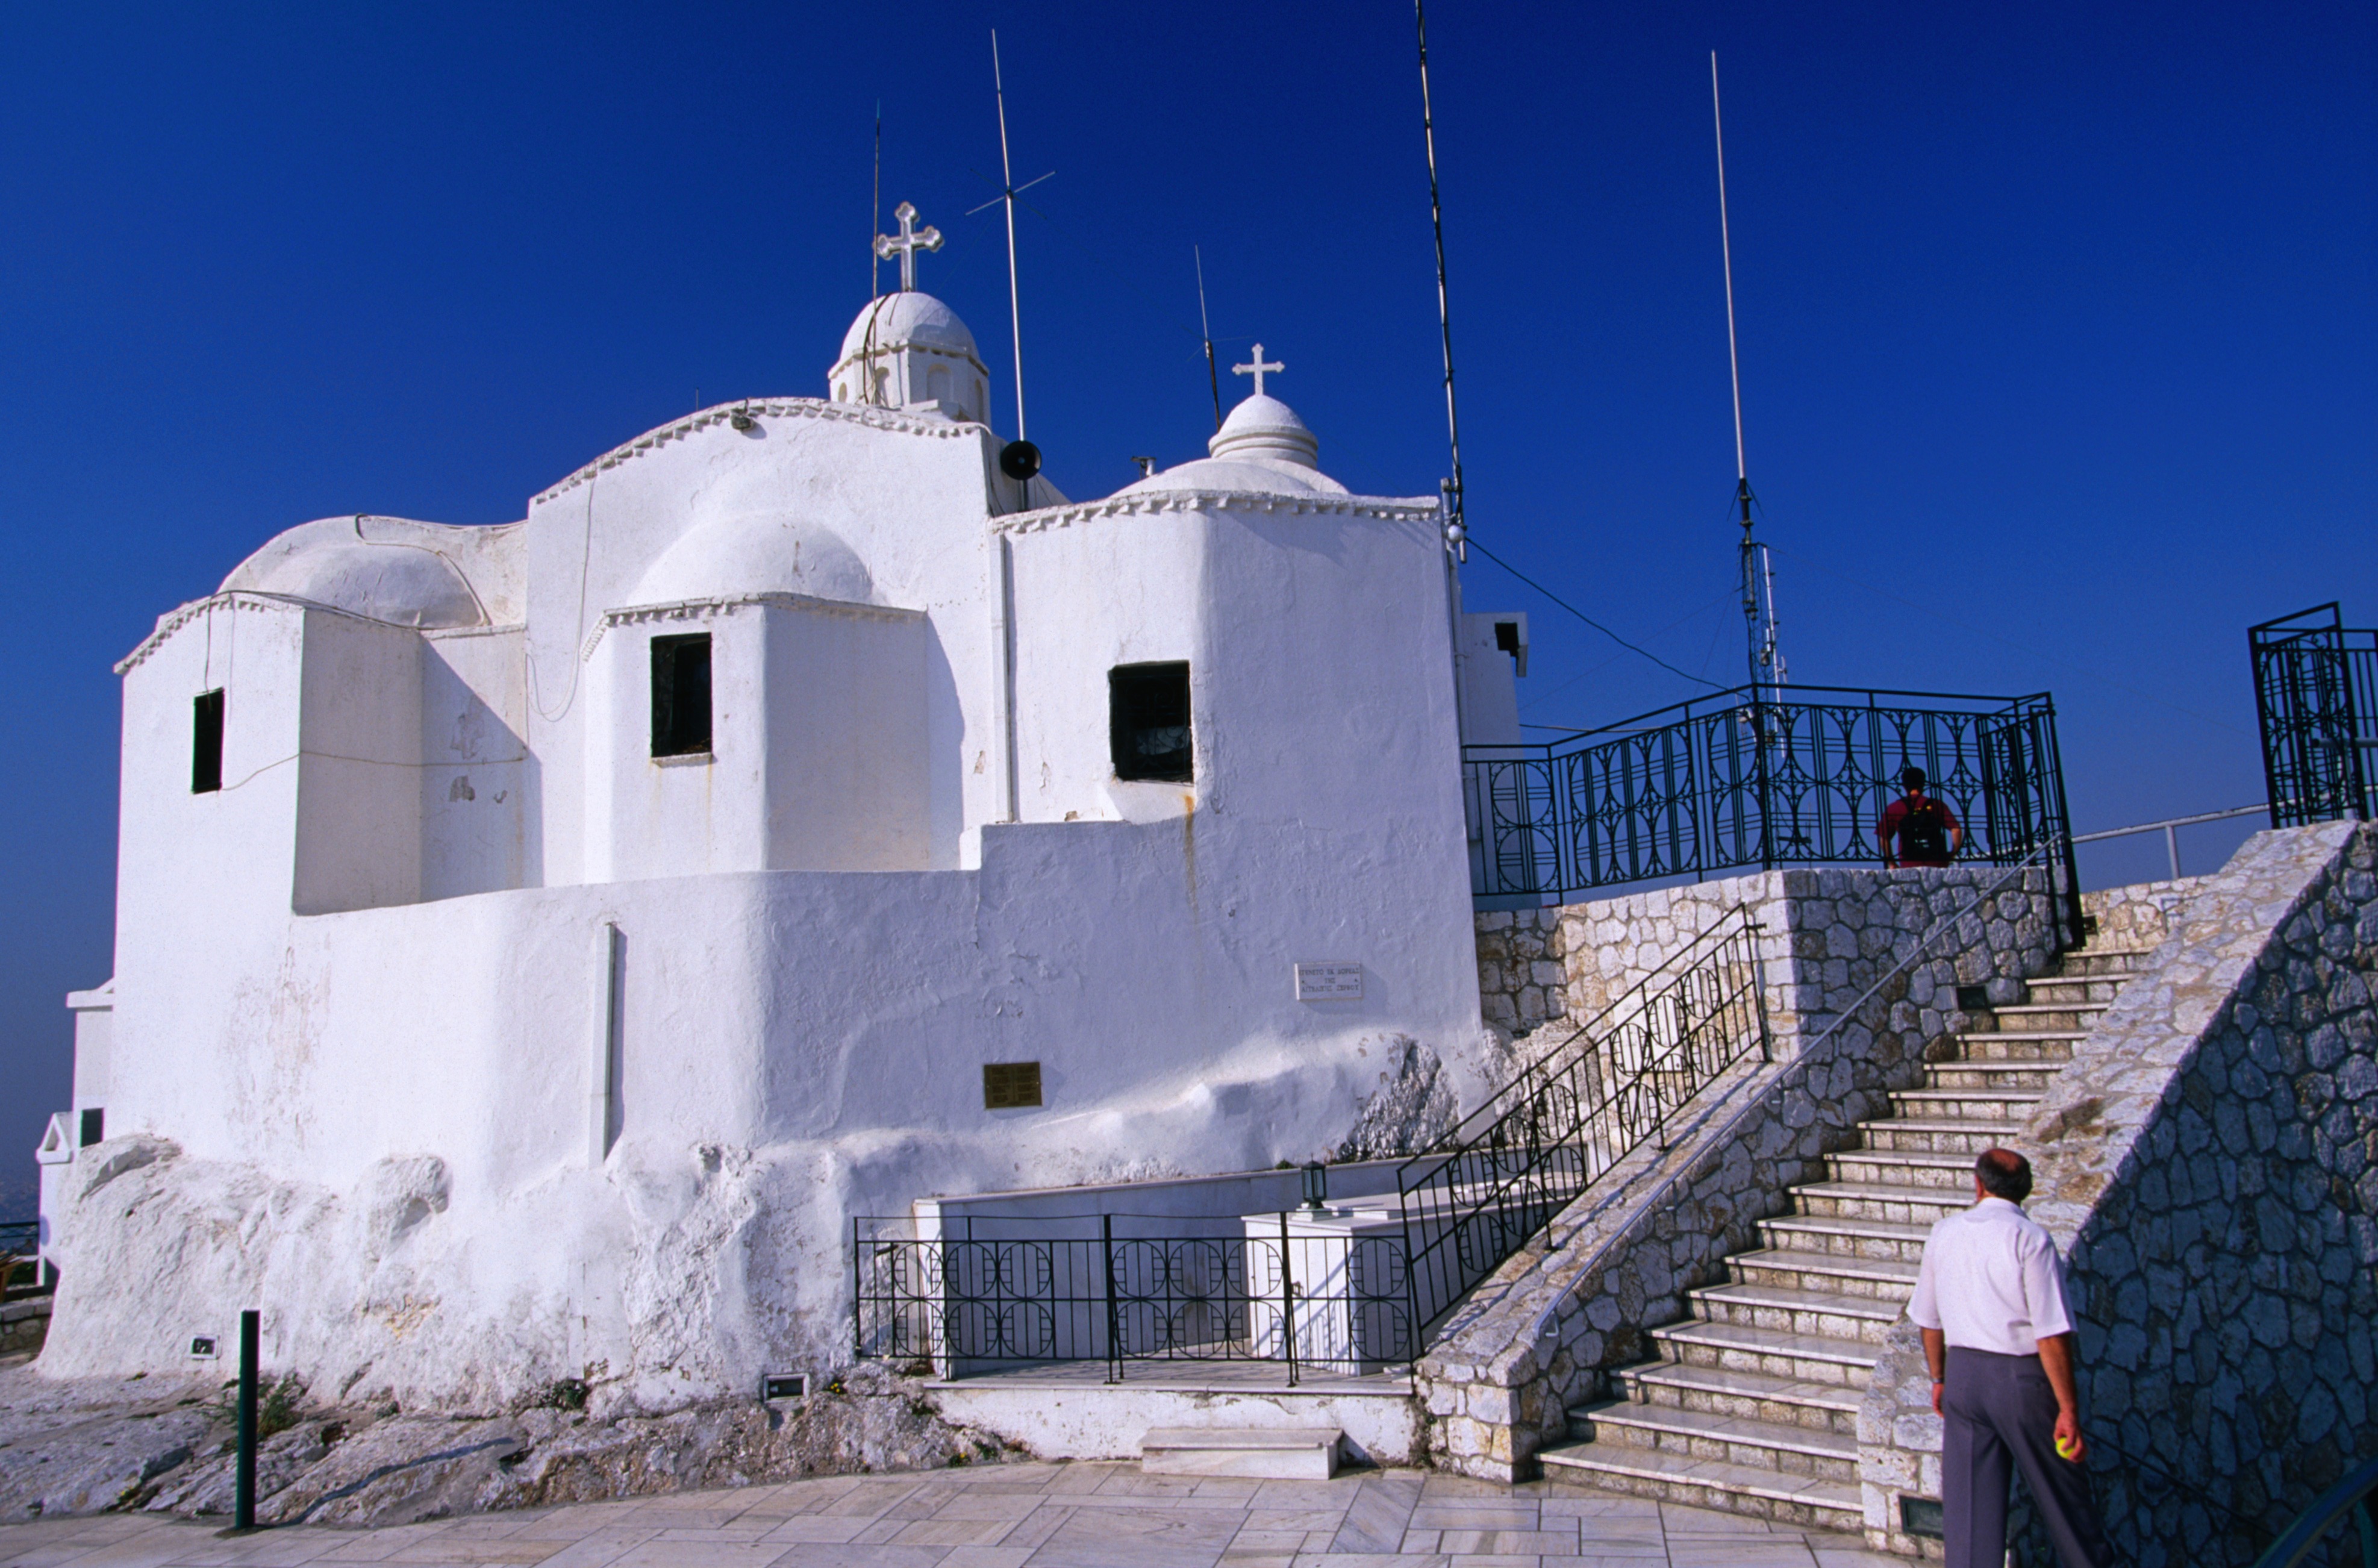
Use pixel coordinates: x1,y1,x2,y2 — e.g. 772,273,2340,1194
1394,911,1768,1340
2252,604,2376,828
2248,1448,2378,1568
854,1209,1414,1384
1463,682,2082,946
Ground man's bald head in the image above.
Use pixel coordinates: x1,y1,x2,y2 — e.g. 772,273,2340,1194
1976,1148,2032,1202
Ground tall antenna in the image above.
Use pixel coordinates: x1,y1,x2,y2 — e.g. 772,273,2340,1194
992,31,1029,445
870,102,883,301
1194,245,1222,432
1712,51,1783,689
1415,0,1466,558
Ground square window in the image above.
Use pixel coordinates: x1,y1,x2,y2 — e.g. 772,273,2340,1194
982,1062,1043,1110
651,634,713,758
1109,662,1192,782
192,690,225,793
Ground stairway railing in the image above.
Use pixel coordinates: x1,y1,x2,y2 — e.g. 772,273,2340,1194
2249,1449,2378,1568
1395,911,1769,1343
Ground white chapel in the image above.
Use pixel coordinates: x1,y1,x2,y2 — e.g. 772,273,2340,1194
33,215,1533,1410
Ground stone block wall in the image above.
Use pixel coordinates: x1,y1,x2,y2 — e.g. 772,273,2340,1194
1423,864,2058,1480
1857,823,2377,1564
1473,907,1570,1034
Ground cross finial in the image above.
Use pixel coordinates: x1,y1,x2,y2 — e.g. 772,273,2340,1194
873,201,943,292
1232,343,1284,398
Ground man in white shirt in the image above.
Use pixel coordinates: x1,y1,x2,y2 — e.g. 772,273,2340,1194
1908,1148,2110,1568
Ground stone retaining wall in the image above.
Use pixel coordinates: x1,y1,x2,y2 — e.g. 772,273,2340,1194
1858,823,2377,1564
1473,908,1570,1034
1423,864,2058,1480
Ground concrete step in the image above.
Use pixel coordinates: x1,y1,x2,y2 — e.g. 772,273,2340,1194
1138,1426,1341,1479
1858,1119,2014,1155
1754,1212,1934,1264
1983,1001,2108,1031
1826,1148,1983,1192
1687,1281,1906,1347
1618,1360,1864,1435
1649,1319,1879,1386
1569,1399,1859,1483
1537,1437,1862,1534
1726,1247,1921,1302
1886,1087,2043,1123
1922,1060,2068,1093
1789,1178,1971,1226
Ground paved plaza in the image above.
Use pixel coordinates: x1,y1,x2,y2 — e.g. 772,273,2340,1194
0,1463,1902,1568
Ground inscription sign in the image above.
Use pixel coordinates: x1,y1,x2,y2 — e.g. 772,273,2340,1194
1294,962,1363,1002
982,1061,1043,1110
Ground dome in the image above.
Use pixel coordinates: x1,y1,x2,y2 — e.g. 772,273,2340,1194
239,541,484,629
836,292,980,367
632,514,875,608
1111,392,1346,499
1207,393,1320,469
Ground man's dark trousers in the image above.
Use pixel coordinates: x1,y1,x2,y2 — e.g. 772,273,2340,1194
1942,1348,2111,1568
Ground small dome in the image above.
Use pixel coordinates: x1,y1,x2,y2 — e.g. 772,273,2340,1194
632,514,875,608
1208,394,1319,470
835,292,979,367
242,542,483,629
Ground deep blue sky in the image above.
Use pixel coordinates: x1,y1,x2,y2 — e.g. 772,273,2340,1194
2,1,2371,1210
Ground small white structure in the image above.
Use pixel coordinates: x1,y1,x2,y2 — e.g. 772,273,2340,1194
37,222,1529,1412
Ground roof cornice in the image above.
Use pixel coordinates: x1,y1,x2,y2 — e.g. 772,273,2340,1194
991,490,1441,536
530,398,981,508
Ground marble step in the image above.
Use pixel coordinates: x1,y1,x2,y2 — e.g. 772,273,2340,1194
1569,1399,1860,1483
1687,1281,1906,1346
1726,1247,1921,1302
1537,1437,1862,1534
1937,1031,2080,1064
1826,1148,1986,1192
1649,1319,1879,1386
1138,1426,1341,1479
2056,949,2155,977
1618,1360,1865,1435
1886,1087,2043,1123
1859,1118,2015,1155
1789,1178,1972,1225
2023,974,2134,1006
1922,1059,2068,1093
1755,1212,1934,1264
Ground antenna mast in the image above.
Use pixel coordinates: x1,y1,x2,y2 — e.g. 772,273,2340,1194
1195,246,1223,433
1415,0,1465,558
991,31,1029,443
1712,52,1783,689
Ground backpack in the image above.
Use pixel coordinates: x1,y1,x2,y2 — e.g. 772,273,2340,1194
1898,797,1951,862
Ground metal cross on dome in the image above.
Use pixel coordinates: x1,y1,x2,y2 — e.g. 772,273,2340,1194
874,201,943,292
1232,343,1284,397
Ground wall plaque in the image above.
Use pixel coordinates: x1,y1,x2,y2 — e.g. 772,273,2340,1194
1294,962,1363,1002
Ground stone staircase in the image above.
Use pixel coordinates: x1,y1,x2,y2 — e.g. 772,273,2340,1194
1535,942,2152,1531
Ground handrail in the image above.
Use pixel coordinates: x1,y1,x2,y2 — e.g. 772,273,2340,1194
1396,910,1768,1342
2248,1449,2378,1568
2068,804,2267,881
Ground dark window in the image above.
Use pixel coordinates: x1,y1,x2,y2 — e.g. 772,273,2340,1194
192,690,225,793
651,634,713,757
982,1062,1043,1110
79,1108,104,1147
1109,662,1193,782
1494,621,1521,656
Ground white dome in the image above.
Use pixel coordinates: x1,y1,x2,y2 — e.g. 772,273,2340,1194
1208,393,1320,469
632,514,875,607
240,542,483,628
1111,392,1346,499
836,292,980,367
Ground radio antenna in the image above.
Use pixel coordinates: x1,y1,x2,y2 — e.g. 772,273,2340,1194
1194,245,1222,432
991,32,1029,443
870,101,883,301
1712,51,1783,689
1415,0,1465,558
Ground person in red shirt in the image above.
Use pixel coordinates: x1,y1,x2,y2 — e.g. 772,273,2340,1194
1879,765,1962,867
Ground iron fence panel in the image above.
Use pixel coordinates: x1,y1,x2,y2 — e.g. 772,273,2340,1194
2252,605,2376,828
